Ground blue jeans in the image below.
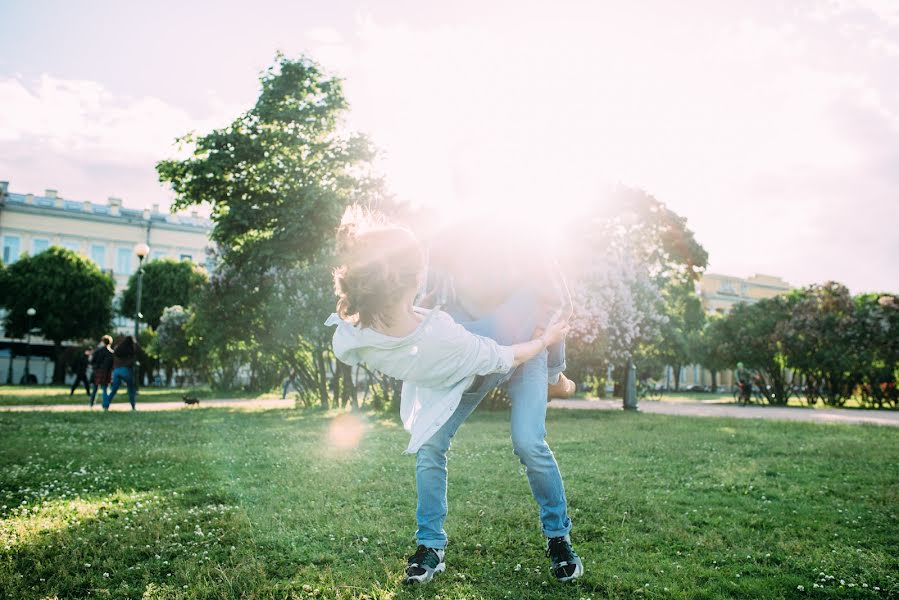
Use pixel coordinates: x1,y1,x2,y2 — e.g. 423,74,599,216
104,367,136,410
414,291,572,549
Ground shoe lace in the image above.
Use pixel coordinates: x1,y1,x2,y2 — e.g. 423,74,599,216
410,545,440,569
547,537,575,564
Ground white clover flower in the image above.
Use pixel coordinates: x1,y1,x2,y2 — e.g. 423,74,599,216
797,585,804,591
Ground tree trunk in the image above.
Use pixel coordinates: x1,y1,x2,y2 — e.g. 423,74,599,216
672,365,682,391
341,363,357,409
710,370,718,391
314,351,329,409
53,340,65,384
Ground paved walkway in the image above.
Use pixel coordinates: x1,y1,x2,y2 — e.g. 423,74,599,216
547,398,899,427
0,398,294,412
2,397,896,428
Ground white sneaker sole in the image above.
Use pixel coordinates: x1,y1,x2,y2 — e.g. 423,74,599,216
405,562,445,584
555,558,584,582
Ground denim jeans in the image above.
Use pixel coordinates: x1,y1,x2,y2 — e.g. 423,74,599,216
414,290,572,549
104,367,136,410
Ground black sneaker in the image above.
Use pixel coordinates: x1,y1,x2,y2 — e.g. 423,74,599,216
547,535,584,582
404,545,445,584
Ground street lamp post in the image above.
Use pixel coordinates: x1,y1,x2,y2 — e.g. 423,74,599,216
133,243,150,390
23,307,36,384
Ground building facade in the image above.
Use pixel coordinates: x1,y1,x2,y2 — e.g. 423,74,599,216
0,180,213,383
698,273,792,315
667,272,793,391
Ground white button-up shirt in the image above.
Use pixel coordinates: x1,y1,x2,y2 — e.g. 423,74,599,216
326,308,515,453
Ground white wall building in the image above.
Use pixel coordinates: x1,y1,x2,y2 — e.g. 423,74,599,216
0,180,213,383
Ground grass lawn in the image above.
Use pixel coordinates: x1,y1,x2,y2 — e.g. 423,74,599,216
1,408,897,599
0,385,271,407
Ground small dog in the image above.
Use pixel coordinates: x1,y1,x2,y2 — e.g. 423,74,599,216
182,395,200,406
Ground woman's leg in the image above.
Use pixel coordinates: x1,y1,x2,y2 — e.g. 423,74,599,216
104,369,124,410
508,351,572,538
125,368,137,409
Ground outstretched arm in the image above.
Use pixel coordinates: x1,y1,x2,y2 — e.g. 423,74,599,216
509,319,570,368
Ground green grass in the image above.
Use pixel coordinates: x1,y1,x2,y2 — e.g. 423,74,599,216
1,408,897,599
0,385,270,407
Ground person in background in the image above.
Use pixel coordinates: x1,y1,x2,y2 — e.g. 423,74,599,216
103,335,141,411
89,335,114,408
69,349,91,397
281,368,298,399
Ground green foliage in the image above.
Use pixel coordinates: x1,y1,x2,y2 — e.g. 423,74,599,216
654,280,706,389
852,293,899,408
157,54,386,400
782,283,871,407
157,54,382,272
716,297,795,405
151,305,195,371
0,247,115,382
119,259,207,329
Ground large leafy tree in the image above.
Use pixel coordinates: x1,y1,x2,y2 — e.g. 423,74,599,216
157,54,386,399
565,186,707,391
781,282,861,406
1,247,115,382
655,280,706,390
852,293,898,408
716,296,795,405
692,315,731,390
120,259,207,329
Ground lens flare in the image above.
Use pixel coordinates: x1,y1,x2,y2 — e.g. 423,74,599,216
327,413,366,450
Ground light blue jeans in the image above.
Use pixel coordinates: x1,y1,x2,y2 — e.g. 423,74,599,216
414,291,572,549
103,366,136,410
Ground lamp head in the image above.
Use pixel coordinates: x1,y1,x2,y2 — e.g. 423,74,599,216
26,308,36,316
134,242,150,259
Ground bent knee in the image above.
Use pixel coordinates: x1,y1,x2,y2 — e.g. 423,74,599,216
511,435,551,461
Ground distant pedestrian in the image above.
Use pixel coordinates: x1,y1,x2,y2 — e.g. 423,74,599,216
69,349,91,396
89,335,114,408
281,368,298,399
103,335,141,411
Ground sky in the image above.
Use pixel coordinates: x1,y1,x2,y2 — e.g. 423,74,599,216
1,0,897,293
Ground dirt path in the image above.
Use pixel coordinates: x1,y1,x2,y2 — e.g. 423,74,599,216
547,398,899,427
3,396,896,428
0,398,294,412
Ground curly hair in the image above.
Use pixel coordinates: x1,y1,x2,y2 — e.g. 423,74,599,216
333,206,425,328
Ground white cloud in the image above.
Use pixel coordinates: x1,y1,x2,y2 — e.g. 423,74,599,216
0,75,237,207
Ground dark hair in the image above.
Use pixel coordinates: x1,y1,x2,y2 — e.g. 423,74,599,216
114,335,136,357
333,207,425,328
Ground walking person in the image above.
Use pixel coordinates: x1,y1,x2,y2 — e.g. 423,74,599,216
281,368,298,399
89,335,114,408
103,335,141,411
69,349,91,396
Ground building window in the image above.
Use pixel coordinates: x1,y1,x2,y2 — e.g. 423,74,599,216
2,236,21,264
32,238,50,255
116,248,132,275
151,250,166,261
61,239,81,253
180,253,192,262
90,244,106,269
720,281,736,295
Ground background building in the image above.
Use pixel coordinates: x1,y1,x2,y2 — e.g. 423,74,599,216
699,273,792,315
666,272,794,391
0,180,212,383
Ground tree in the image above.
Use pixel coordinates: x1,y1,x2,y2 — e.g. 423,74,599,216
782,283,861,406
852,293,899,408
564,186,707,392
157,54,385,400
151,305,197,384
655,281,706,390
716,296,794,405
692,315,730,391
1,247,115,382
120,259,207,330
